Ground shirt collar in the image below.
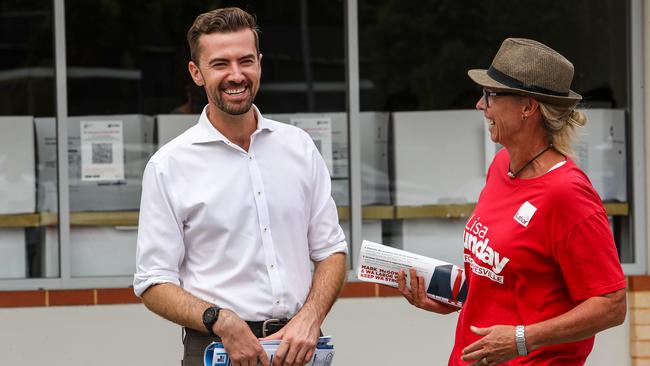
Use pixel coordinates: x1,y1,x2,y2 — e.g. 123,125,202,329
191,104,275,144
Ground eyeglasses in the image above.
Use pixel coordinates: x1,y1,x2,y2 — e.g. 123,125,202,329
483,88,519,108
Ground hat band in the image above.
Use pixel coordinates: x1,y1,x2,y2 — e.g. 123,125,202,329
487,66,569,97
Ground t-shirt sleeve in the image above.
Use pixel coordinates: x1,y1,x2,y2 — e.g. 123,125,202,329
554,211,626,301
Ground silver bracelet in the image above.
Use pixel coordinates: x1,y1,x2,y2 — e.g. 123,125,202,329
515,325,528,356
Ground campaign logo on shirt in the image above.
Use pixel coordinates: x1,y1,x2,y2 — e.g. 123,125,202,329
514,201,537,227
464,214,510,284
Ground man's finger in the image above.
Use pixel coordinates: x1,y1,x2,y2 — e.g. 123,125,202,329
272,340,289,366
293,343,309,366
260,329,285,341
258,348,270,366
281,341,299,366
302,348,315,365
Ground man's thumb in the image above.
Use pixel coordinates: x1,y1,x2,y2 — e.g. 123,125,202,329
259,328,284,341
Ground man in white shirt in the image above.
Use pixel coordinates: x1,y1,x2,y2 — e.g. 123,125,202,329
133,7,348,366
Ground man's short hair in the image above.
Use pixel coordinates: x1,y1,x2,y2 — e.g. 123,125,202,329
187,7,260,63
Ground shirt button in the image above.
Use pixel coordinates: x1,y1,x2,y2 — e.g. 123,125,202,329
275,300,280,305
270,264,275,269
257,191,261,196
248,155,253,160
263,227,268,232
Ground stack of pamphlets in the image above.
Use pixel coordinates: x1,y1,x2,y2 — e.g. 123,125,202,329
204,336,334,366
357,240,467,307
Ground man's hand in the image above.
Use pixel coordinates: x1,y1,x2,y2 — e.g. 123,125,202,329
215,309,270,366
261,310,321,366
461,325,518,365
397,268,459,314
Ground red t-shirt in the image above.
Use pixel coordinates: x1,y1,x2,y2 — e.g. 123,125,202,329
449,149,626,366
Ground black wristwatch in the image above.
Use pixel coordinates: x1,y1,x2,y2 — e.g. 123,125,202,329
202,306,222,336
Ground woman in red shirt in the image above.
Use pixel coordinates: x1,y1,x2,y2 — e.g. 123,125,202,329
397,38,626,366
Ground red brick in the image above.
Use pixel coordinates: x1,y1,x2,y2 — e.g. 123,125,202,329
96,288,141,305
340,282,376,298
48,289,95,306
377,285,402,297
630,276,650,292
0,290,46,307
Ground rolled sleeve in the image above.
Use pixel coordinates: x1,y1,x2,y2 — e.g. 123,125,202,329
311,239,348,262
307,142,348,262
133,161,185,297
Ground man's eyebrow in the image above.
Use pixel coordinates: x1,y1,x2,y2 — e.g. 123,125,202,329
207,54,257,65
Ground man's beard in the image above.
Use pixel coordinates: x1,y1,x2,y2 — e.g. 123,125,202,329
212,81,257,115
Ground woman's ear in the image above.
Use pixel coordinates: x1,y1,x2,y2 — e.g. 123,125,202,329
522,97,539,119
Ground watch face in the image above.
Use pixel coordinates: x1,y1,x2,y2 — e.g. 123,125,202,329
203,307,216,323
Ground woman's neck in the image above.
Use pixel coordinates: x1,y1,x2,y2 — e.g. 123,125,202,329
506,140,564,179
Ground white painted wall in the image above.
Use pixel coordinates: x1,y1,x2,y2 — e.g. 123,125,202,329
0,297,629,365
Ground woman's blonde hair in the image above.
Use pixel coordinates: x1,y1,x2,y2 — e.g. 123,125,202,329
538,102,587,158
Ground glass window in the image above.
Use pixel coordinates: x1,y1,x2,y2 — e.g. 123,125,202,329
358,0,631,264
359,0,626,112
0,0,59,279
62,0,349,276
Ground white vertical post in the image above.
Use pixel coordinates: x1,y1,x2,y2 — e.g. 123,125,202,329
53,0,71,279
345,0,362,271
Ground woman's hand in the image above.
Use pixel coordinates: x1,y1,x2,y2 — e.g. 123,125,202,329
397,268,458,314
461,325,518,365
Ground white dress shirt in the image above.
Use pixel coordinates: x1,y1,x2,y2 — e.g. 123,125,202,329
133,106,347,321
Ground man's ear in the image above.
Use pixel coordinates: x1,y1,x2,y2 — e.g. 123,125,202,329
188,61,204,86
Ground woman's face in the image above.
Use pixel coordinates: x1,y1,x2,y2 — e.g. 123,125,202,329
477,90,526,147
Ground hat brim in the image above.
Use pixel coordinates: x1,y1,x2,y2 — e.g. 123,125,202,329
468,69,582,108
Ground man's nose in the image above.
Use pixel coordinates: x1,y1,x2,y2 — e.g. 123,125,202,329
227,64,246,83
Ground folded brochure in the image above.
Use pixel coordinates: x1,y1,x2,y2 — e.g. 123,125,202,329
204,336,334,366
357,240,467,307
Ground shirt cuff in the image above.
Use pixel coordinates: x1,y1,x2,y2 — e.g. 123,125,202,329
133,269,181,297
310,240,348,262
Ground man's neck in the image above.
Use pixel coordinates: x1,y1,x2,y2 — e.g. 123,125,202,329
206,104,257,151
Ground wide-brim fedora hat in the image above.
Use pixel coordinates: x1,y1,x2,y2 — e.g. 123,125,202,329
468,38,582,107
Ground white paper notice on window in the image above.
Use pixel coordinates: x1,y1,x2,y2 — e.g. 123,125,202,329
80,120,125,181
290,117,333,175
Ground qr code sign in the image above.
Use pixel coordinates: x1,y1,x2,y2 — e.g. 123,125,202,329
92,143,113,164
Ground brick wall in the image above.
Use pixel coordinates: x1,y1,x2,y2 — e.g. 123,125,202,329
631,277,650,366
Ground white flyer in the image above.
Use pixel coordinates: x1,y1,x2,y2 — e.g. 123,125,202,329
290,117,333,175
357,240,466,308
80,120,125,181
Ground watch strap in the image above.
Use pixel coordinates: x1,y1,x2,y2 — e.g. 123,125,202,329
203,306,221,336
515,325,528,356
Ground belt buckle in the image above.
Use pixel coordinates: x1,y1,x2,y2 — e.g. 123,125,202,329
262,318,282,337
